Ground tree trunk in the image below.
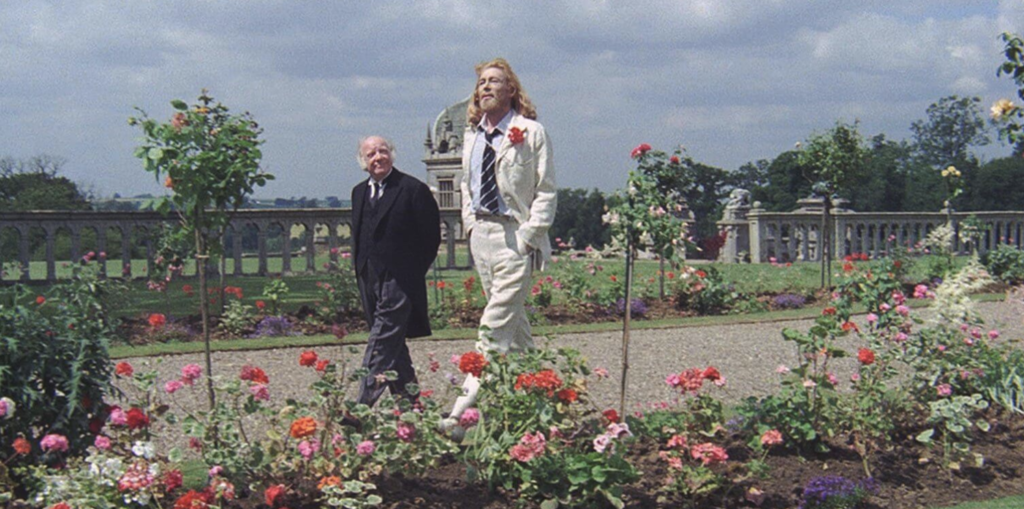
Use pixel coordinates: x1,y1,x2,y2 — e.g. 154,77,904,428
619,240,634,422
195,207,216,410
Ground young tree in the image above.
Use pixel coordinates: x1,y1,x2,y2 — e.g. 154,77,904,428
131,90,273,408
797,121,868,288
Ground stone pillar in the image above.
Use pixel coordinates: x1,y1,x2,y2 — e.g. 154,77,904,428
328,222,339,264
304,223,316,273
446,219,457,269
233,229,243,276
96,226,108,278
747,205,764,263
281,222,293,276
45,228,56,282
717,204,750,263
121,225,132,278
18,228,30,281
70,230,81,264
257,222,268,276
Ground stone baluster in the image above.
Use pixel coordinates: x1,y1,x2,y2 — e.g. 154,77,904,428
280,222,293,276
256,222,268,276
121,225,132,278
18,228,30,281
45,227,56,282
233,226,244,276
304,222,316,273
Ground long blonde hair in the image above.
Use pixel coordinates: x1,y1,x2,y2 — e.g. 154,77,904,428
467,58,538,125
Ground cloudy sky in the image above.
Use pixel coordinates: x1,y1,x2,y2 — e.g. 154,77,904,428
3,1,1024,199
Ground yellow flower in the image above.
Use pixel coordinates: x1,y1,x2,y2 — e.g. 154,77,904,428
195,106,210,115
990,99,1016,120
941,166,961,178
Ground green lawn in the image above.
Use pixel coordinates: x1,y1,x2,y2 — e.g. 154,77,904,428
938,495,1024,509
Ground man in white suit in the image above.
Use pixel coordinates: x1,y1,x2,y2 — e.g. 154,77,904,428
441,58,557,437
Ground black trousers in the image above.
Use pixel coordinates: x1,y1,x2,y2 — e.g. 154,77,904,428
355,265,418,406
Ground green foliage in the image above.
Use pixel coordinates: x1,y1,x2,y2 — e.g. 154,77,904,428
982,244,1024,283
910,95,989,171
219,300,253,336
797,121,868,198
979,348,1024,416
671,266,733,315
260,278,290,315
464,346,638,508
916,394,990,469
314,259,361,325
549,188,610,250
0,263,116,469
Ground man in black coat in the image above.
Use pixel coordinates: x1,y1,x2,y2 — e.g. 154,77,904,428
350,135,440,406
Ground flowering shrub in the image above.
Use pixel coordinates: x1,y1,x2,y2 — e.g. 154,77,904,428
463,345,637,508
672,265,733,315
0,264,116,480
981,244,1024,283
313,260,361,325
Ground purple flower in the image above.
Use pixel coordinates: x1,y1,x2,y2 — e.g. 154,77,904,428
248,316,297,338
772,293,807,309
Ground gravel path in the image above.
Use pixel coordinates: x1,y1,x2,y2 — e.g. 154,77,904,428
123,300,1024,417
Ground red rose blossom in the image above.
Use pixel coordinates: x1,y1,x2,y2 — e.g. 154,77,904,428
556,388,578,403
265,484,286,507
630,143,652,159
858,348,875,365
299,350,318,367
240,365,269,384
115,362,134,377
126,408,150,430
702,366,721,381
603,409,620,423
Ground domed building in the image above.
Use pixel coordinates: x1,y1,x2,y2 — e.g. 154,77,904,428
422,95,471,215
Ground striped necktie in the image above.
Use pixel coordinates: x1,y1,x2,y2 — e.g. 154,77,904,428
480,130,500,214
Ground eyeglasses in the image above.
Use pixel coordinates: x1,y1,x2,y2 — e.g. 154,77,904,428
477,77,507,87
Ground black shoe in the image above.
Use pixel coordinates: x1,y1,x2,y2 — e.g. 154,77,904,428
340,412,363,432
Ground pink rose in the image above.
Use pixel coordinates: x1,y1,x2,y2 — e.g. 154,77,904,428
936,384,952,397
459,408,480,429
94,435,111,450
40,434,69,453
989,329,1000,340
181,364,202,384
164,380,184,394
866,313,878,324
249,384,270,401
109,407,128,426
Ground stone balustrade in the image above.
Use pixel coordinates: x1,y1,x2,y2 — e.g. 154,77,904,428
0,208,465,282
720,202,1024,263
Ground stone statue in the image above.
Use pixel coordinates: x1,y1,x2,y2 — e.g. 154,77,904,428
726,188,751,209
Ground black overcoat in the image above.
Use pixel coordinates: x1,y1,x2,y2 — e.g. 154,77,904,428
351,168,441,338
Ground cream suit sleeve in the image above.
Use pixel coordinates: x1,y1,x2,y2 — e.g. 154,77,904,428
460,131,477,237
516,123,556,252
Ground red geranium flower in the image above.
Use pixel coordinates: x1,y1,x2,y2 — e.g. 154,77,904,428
126,407,150,429
148,313,167,328
265,484,286,507
255,300,266,310
841,321,860,333
702,366,721,381
163,469,183,492
181,284,194,296
315,359,330,372
173,490,212,509
695,270,707,278
508,126,525,144
556,388,578,403
115,362,134,377
36,295,46,305
858,348,875,365
240,365,269,384
603,409,620,423
670,155,680,164
299,350,318,367
822,307,836,316
458,351,488,378
843,262,854,273
13,437,31,455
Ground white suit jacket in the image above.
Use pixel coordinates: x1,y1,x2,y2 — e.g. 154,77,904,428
460,111,557,267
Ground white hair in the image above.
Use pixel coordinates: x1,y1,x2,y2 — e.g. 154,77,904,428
356,136,396,169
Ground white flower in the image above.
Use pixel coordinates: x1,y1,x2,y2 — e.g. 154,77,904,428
991,98,1016,120
131,441,155,459
0,397,15,419
639,232,654,245
601,211,620,225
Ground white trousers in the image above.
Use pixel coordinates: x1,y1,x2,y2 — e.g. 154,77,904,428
448,216,536,421
470,216,536,355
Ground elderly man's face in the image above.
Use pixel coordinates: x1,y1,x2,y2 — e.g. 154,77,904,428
361,137,393,181
476,67,513,115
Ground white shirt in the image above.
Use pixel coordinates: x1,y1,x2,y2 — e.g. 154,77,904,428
469,109,514,215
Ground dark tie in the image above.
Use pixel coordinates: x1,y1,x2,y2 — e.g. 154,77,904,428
369,181,380,208
480,130,500,214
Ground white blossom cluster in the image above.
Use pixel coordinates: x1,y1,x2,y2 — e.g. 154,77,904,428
931,257,994,325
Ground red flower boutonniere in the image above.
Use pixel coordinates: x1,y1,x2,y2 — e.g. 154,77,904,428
508,126,525,145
